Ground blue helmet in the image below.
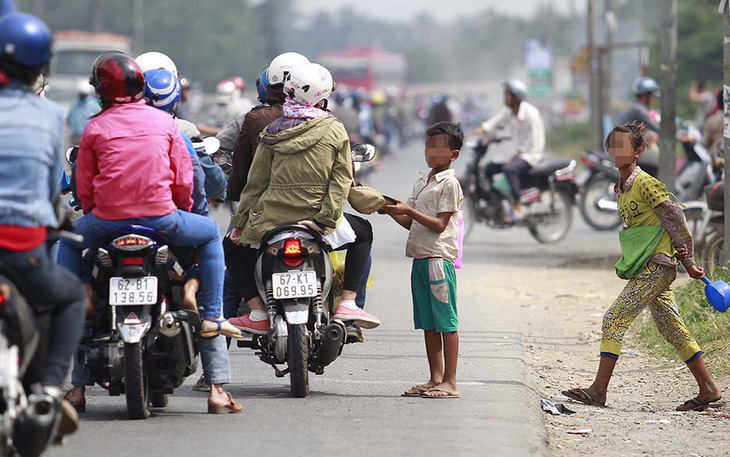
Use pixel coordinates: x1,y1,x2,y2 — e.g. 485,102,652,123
143,69,181,112
255,67,269,103
0,12,52,68
632,77,660,96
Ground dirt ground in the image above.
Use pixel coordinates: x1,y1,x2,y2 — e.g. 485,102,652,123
484,262,730,457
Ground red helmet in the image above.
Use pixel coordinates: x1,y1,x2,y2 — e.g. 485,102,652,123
90,51,145,105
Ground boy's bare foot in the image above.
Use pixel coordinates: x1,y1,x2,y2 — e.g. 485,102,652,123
422,381,459,398
562,387,606,407
402,381,439,397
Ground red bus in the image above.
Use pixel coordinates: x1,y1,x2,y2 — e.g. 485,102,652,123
318,47,407,93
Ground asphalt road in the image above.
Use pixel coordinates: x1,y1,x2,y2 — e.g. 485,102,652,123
50,141,620,457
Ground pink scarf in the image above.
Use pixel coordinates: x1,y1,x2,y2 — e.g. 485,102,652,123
283,97,327,120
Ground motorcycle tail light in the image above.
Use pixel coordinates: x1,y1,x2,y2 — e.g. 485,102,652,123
113,235,153,251
122,257,144,266
580,156,594,168
282,238,304,267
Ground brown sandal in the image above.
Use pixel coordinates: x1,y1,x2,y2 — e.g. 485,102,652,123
208,392,242,414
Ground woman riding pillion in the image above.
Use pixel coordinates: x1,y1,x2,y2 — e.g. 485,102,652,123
226,62,380,334
58,52,241,414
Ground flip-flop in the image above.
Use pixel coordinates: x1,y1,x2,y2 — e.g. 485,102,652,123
201,318,242,339
401,385,431,397
422,388,460,399
676,397,722,412
561,388,605,407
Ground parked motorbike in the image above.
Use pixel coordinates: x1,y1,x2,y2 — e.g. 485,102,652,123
236,144,377,398
579,124,715,231
66,148,200,420
460,138,578,243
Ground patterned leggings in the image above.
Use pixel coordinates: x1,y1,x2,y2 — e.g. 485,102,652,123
600,262,702,362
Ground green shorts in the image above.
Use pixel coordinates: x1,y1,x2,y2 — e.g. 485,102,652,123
411,258,458,333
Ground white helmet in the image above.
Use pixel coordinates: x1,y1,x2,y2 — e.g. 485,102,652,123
135,51,178,77
267,52,309,85
284,63,334,106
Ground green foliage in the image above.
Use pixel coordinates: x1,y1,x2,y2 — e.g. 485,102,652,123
545,121,590,158
637,268,730,374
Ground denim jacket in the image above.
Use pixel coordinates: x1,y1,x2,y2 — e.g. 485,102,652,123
0,86,65,227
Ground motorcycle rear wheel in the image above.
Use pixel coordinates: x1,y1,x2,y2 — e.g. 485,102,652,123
705,234,725,277
579,175,621,231
288,324,309,398
124,342,150,419
529,190,573,244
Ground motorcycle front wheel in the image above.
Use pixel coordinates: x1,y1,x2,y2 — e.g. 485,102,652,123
288,324,309,398
579,175,621,231
124,342,150,419
528,190,573,244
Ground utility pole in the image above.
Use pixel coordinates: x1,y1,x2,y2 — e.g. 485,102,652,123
91,0,103,33
587,0,603,151
604,0,616,118
658,0,677,192
720,0,730,261
134,0,144,53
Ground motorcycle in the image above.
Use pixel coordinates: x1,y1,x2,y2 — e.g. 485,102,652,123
579,124,715,231
236,144,377,398
66,148,200,420
460,138,578,243
0,213,83,455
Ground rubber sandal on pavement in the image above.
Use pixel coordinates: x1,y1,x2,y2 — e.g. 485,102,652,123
201,317,243,339
402,385,430,397
192,374,210,392
333,306,381,329
228,314,271,335
422,388,460,399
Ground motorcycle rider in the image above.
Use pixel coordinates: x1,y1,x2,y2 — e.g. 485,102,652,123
479,78,545,222
58,52,242,414
0,11,85,435
225,62,381,334
617,77,661,137
66,80,100,145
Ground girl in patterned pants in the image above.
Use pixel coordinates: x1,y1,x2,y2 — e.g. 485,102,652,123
563,122,721,411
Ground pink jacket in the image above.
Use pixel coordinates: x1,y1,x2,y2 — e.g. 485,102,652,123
76,100,193,220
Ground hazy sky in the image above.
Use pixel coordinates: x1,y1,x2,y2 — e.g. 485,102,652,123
295,0,584,22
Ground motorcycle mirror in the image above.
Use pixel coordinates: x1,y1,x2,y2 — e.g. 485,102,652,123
351,143,376,163
65,146,79,165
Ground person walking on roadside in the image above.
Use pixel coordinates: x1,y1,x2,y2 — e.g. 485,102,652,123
383,121,464,399
563,122,722,412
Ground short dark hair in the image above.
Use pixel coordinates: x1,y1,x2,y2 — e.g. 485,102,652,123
426,122,464,151
0,58,42,86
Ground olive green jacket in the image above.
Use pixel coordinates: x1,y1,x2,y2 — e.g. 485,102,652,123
230,115,352,245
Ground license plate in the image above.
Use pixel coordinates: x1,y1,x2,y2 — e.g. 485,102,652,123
109,277,158,306
272,271,317,299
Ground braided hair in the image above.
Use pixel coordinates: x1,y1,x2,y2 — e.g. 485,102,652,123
605,121,649,153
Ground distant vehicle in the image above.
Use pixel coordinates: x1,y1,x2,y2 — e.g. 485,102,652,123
318,47,406,93
45,30,133,111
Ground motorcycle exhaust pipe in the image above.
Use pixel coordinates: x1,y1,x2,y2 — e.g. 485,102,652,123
318,321,346,367
157,312,181,337
15,393,58,457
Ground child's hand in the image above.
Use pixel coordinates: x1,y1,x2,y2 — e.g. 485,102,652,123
675,244,689,260
384,202,411,216
686,264,706,280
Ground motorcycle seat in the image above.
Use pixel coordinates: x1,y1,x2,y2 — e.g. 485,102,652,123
527,158,573,177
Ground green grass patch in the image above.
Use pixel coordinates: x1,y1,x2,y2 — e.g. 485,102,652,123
637,268,730,374
545,121,589,159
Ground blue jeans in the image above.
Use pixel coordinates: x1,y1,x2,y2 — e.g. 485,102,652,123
355,254,372,309
57,210,224,319
0,245,85,387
